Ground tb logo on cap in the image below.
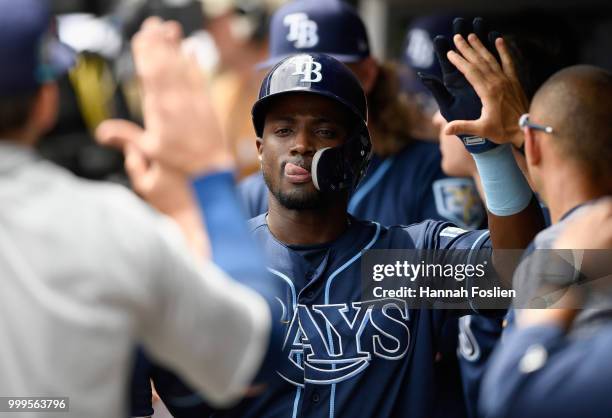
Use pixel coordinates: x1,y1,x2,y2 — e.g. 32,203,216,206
284,13,319,48
292,56,322,83
406,28,434,68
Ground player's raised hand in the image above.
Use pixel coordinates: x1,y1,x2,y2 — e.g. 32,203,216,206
444,26,529,149
96,118,210,257
98,17,234,177
418,17,505,153
96,119,192,214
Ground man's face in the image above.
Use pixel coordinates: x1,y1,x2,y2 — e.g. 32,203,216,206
257,93,351,210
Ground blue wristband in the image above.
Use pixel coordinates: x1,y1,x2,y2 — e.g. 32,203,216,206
472,144,533,216
190,171,257,273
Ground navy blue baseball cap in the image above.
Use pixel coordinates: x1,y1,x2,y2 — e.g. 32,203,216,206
0,0,75,96
401,14,455,95
257,0,370,69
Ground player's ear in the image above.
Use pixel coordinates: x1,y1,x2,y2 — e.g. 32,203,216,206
256,137,264,161
524,127,541,167
31,82,59,140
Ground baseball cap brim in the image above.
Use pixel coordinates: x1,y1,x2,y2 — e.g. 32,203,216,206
255,53,365,71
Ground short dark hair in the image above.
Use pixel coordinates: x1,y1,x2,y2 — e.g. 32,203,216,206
0,92,37,137
533,65,612,182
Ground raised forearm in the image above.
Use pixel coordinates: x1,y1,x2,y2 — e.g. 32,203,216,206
488,196,544,249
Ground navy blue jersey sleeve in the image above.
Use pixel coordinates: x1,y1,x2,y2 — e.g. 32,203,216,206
237,172,269,218
394,219,490,250
395,220,496,317
393,221,491,264
480,324,612,418
436,225,491,251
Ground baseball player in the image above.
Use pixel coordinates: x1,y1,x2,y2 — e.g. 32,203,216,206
239,0,468,228
420,16,588,415
125,44,544,416
420,18,612,417
238,16,495,415
482,199,612,418
0,7,283,417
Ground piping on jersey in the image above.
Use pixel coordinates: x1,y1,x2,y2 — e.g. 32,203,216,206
292,387,302,418
324,222,383,418
454,229,491,363
268,268,298,313
268,267,305,418
347,158,394,214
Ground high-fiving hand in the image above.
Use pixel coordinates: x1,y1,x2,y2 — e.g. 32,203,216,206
420,17,529,151
444,24,529,149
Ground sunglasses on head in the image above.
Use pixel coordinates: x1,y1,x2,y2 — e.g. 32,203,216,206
518,113,554,134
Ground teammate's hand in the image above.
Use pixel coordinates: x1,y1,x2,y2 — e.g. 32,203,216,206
96,119,192,215
443,29,529,149
99,17,234,177
418,17,502,154
96,119,210,258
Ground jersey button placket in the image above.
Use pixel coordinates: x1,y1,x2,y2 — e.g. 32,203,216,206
304,269,318,299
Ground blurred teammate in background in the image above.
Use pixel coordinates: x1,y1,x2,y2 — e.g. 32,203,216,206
400,14,456,142
202,0,287,178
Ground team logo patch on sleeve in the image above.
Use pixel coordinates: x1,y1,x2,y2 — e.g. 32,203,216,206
433,178,486,229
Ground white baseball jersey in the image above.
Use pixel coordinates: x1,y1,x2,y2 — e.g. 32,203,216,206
0,142,270,417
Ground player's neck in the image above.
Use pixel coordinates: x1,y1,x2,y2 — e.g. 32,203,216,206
546,173,608,224
267,198,350,246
